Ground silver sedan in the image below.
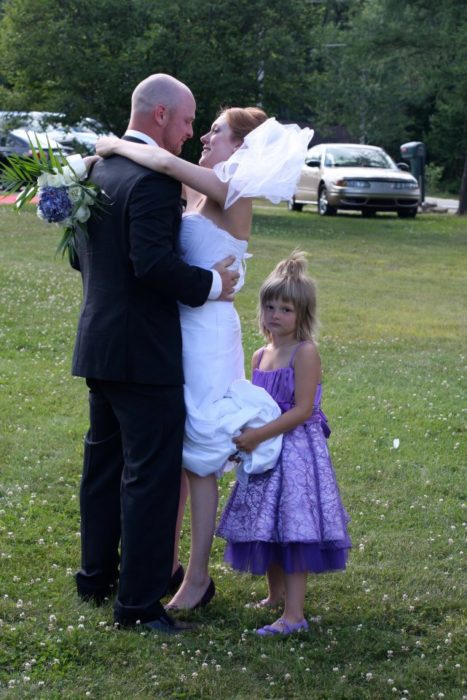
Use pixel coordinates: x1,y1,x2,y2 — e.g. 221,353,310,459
290,143,420,218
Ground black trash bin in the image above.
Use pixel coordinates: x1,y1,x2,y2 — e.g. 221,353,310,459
400,141,426,202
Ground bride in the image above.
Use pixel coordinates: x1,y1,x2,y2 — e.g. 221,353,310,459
96,108,312,609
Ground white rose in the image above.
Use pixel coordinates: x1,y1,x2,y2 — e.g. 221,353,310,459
37,172,64,188
68,185,82,204
83,191,95,205
66,154,87,181
59,166,77,186
75,205,90,223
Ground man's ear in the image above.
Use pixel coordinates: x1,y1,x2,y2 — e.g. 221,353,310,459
153,105,167,126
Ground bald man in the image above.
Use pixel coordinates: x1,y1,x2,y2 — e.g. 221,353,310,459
71,74,237,632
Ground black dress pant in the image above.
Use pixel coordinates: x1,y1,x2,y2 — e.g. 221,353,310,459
75,379,185,624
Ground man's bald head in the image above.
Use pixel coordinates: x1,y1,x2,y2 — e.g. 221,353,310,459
131,74,193,117
128,73,196,154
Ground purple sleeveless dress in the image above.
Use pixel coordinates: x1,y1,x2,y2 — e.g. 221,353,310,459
217,345,351,575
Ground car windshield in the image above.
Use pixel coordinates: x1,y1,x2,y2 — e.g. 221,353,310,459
324,147,394,169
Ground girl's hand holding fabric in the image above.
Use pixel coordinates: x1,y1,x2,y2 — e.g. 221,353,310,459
233,427,262,454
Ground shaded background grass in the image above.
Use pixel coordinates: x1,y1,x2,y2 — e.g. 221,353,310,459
0,204,465,699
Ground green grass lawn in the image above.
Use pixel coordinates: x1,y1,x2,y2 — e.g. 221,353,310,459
0,204,465,699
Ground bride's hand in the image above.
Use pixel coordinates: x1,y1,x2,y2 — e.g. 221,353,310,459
96,136,122,157
83,155,100,173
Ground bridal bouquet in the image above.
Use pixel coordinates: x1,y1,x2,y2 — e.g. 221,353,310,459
0,137,104,261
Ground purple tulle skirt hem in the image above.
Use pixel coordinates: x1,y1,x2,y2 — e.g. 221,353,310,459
223,540,350,575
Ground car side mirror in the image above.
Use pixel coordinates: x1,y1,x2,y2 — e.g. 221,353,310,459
306,159,320,168
397,162,410,172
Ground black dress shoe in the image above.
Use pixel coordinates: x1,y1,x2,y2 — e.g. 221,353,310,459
77,583,116,606
118,610,195,635
166,577,215,611
167,564,185,595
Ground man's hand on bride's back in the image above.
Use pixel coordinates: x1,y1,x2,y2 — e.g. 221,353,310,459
95,136,121,158
214,255,240,301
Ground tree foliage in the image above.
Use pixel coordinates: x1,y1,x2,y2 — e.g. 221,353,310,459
314,0,467,198
0,0,323,159
0,0,465,198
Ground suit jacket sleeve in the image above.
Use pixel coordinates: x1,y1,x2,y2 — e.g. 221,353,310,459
128,172,213,307
68,241,81,271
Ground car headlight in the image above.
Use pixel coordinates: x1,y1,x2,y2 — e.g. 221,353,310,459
393,181,418,190
335,179,370,188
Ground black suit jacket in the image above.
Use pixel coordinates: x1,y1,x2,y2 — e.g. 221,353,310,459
71,141,213,385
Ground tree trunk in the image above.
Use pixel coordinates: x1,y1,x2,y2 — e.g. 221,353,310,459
458,152,467,215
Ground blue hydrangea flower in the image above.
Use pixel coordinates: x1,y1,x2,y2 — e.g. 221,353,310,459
38,186,73,223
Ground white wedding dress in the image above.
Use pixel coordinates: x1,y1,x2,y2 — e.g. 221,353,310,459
178,212,282,479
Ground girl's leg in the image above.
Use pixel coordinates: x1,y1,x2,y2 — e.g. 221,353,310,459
172,470,188,575
282,571,307,624
262,571,307,631
167,471,218,609
258,563,286,607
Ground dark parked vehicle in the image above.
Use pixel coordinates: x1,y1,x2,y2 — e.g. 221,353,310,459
0,128,73,165
0,111,113,156
290,143,420,218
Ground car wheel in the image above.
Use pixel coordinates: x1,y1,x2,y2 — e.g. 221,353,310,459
318,186,336,216
361,208,376,217
397,207,418,218
287,197,303,212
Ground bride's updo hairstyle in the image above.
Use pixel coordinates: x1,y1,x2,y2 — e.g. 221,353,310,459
220,107,268,141
259,250,318,342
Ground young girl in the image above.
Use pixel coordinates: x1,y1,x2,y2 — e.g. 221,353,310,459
217,251,351,636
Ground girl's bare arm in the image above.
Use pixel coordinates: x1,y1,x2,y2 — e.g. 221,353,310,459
96,137,229,207
234,342,321,453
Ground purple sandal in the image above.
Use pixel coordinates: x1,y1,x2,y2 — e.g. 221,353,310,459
255,618,309,637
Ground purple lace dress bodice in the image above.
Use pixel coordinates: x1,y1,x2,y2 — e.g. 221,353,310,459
217,346,351,575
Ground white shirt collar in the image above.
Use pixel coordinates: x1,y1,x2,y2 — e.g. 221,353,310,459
124,129,157,146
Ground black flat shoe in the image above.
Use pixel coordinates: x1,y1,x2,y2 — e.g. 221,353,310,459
118,610,195,635
168,564,185,595
166,577,216,611
193,577,215,610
